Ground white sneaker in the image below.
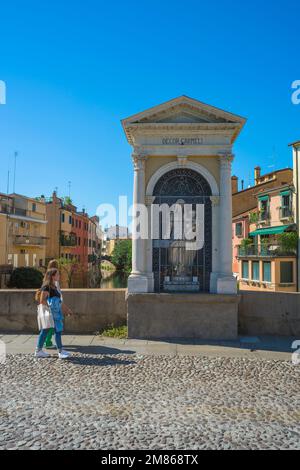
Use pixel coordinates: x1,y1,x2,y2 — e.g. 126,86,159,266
35,349,50,358
58,350,71,359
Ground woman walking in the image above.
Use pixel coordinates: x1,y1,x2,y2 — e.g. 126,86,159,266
44,259,72,348
35,268,72,359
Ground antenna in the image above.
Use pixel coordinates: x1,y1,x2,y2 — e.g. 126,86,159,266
13,151,18,193
7,170,10,194
68,181,71,199
267,146,276,170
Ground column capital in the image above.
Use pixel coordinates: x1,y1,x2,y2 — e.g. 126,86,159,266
218,153,235,168
132,153,147,171
145,195,155,206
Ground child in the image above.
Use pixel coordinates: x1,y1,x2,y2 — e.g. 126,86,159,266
35,268,72,359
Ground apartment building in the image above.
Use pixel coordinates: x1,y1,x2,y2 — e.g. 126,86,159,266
234,182,297,292
0,193,47,269
232,166,294,274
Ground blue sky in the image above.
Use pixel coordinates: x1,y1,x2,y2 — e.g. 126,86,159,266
0,0,299,219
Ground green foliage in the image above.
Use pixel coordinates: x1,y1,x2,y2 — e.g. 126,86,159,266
278,232,298,251
249,212,259,223
62,196,73,206
240,238,253,247
98,324,128,339
9,267,43,289
111,239,132,272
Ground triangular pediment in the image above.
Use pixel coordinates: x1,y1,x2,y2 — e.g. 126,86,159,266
121,95,247,144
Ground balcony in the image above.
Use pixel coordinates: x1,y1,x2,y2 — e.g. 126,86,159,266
60,232,76,247
14,235,47,246
258,210,270,223
238,244,297,258
10,207,46,221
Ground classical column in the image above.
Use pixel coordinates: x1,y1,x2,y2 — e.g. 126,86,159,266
217,154,237,294
145,195,155,292
127,153,149,293
209,195,220,293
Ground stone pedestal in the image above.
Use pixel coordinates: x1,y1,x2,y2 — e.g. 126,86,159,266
127,293,240,340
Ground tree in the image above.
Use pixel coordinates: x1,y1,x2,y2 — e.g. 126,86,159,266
8,267,43,289
111,240,132,272
57,258,83,288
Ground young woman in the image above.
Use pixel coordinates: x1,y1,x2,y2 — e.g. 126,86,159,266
44,259,73,348
35,268,72,359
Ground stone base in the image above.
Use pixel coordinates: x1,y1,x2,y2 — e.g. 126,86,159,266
127,293,240,340
217,276,237,295
127,274,149,293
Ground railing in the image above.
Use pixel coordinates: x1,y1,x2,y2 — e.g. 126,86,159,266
60,233,77,247
14,236,47,246
10,207,46,221
258,210,270,222
238,244,297,257
280,206,293,219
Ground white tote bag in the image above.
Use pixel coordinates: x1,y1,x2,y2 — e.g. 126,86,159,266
37,303,54,330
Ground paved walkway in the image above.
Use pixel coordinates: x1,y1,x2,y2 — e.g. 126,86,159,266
0,333,298,360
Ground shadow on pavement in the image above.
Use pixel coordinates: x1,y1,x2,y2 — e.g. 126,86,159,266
64,344,136,356
67,354,136,367
144,336,296,353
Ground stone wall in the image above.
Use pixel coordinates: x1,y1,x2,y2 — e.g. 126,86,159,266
0,289,127,334
0,289,299,337
238,291,300,336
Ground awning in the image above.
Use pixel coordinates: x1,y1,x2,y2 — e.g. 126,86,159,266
258,195,269,201
249,225,292,237
280,190,291,197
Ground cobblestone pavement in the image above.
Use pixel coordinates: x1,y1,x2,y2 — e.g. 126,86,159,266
0,353,299,450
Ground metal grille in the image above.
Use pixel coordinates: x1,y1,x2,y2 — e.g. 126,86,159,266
152,169,212,293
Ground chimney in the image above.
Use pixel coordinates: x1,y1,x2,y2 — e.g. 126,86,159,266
231,175,238,194
254,166,261,185
241,179,244,190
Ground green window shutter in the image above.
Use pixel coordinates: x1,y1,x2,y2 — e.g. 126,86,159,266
280,190,291,197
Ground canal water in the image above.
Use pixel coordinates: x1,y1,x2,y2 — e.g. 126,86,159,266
100,271,129,289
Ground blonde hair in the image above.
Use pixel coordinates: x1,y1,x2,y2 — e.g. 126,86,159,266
35,268,59,302
47,259,59,270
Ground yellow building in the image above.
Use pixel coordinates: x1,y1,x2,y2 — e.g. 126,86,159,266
0,193,47,269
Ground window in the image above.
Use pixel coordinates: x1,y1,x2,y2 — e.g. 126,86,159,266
78,237,81,246
280,262,293,284
281,192,291,218
79,221,81,229
260,198,269,220
61,213,65,223
76,220,78,228
32,203,36,212
252,261,259,281
242,261,249,279
235,223,243,237
69,215,72,225
263,262,271,283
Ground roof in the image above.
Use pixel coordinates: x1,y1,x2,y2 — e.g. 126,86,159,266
288,140,300,147
232,168,293,197
122,95,247,145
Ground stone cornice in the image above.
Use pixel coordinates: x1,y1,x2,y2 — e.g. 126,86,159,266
124,123,241,145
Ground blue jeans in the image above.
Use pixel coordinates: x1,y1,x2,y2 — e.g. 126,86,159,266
37,328,63,351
